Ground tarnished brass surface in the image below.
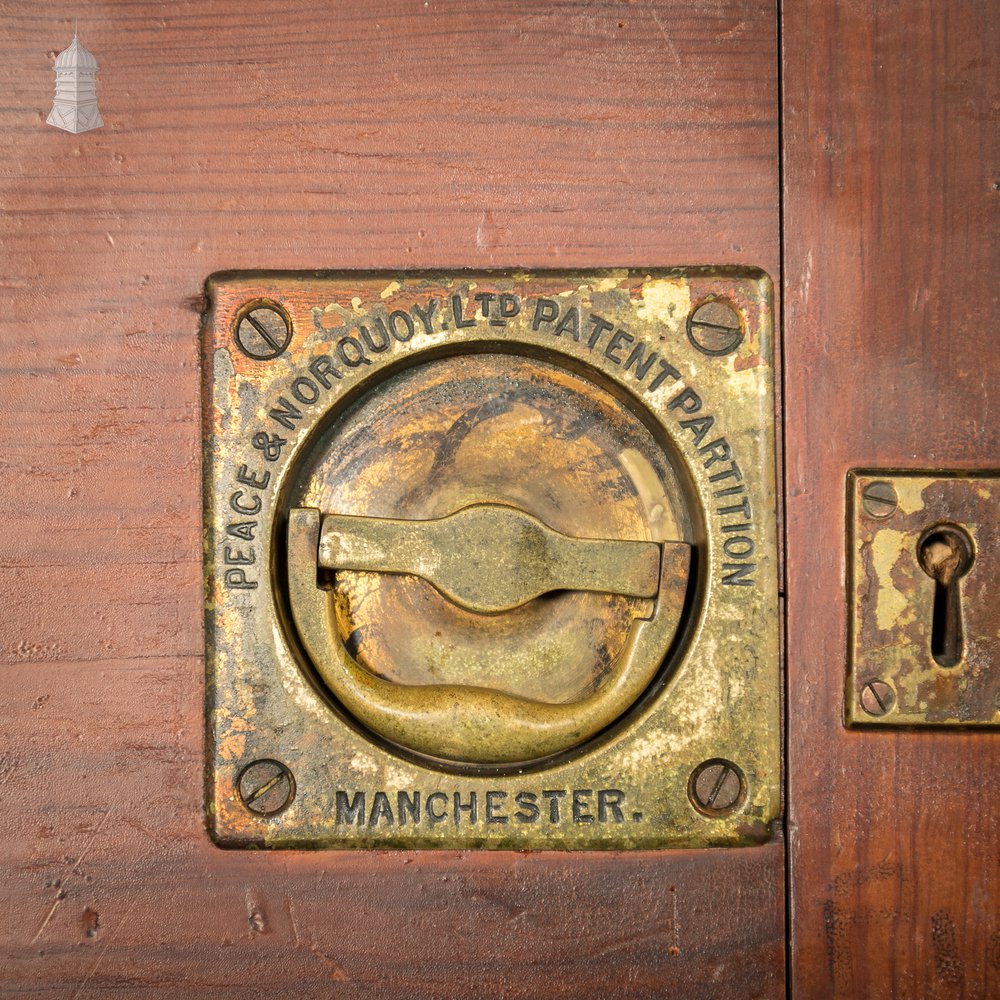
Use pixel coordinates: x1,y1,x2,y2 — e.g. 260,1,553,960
315,504,668,614
290,506,689,763
302,351,678,707
203,269,780,849
847,471,1000,728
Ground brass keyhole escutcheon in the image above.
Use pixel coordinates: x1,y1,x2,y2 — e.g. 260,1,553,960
917,524,975,668
848,472,999,731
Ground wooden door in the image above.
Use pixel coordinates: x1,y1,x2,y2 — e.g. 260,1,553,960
0,3,784,996
0,2,995,997
783,1,1000,996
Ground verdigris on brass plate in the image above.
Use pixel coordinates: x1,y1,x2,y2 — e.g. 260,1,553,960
202,269,780,849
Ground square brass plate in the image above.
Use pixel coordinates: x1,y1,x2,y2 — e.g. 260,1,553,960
203,269,780,848
847,471,1000,728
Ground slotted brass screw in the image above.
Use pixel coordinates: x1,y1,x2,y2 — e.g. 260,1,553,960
689,759,745,816
687,301,744,355
861,481,898,519
238,759,295,816
234,302,292,360
860,680,895,717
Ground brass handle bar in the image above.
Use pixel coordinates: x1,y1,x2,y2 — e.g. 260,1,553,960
317,504,662,614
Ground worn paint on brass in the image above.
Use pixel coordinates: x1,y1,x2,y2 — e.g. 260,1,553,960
847,472,1000,728
203,269,780,848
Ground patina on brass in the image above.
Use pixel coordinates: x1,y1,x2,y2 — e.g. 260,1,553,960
203,269,780,849
290,506,689,763
847,471,1000,728
299,350,679,711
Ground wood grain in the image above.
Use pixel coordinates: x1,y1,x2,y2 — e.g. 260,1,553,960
0,1,781,995
783,0,1000,996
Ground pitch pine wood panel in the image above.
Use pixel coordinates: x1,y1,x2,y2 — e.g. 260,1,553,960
0,1,781,996
783,1,1000,997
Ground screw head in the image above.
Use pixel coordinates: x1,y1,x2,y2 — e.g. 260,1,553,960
238,759,295,816
861,480,898,519
860,680,896,717
689,759,746,816
234,301,292,360
687,300,744,356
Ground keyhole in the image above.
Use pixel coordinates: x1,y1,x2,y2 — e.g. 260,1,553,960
917,525,975,668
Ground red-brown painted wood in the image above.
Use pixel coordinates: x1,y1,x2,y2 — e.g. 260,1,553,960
783,0,1000,996
0,2,782,995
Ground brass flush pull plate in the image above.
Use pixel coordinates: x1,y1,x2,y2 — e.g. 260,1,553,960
847,471,1000,728
202,270,779,849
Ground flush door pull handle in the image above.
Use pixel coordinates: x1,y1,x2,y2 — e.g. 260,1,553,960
288,505,690,764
